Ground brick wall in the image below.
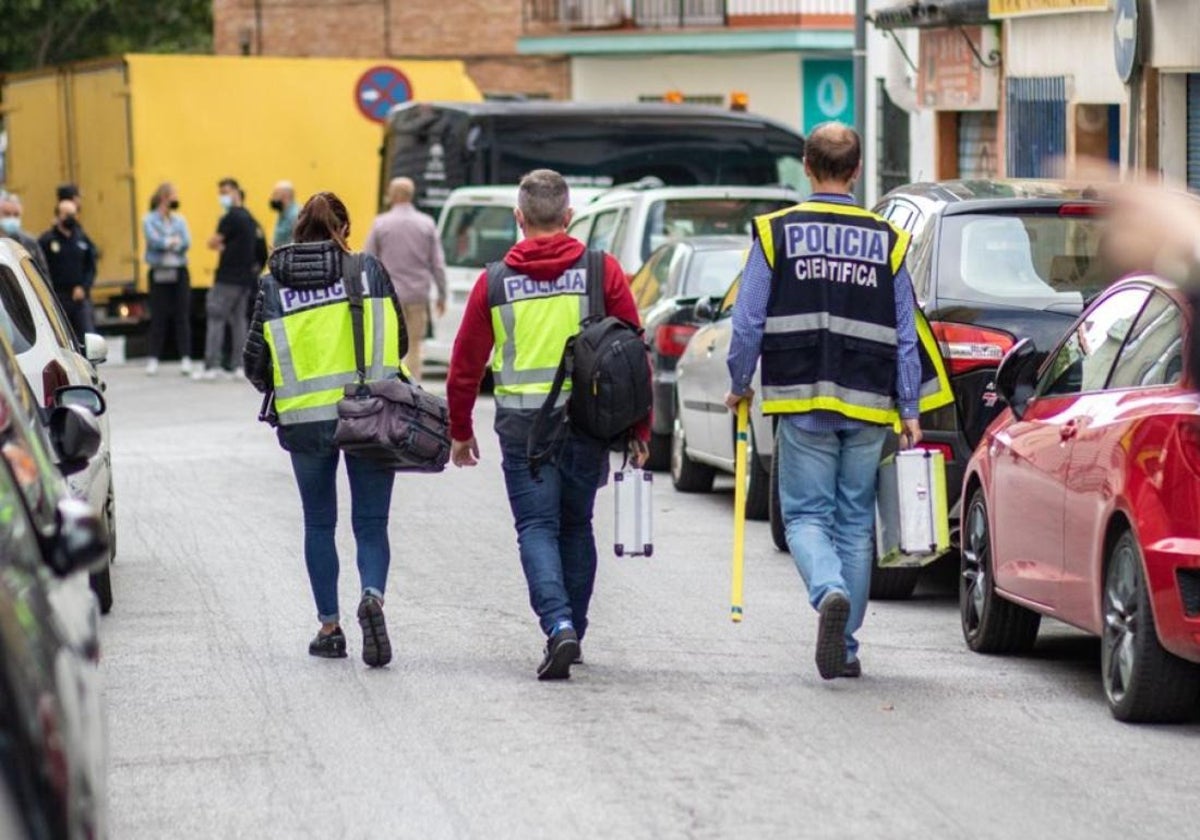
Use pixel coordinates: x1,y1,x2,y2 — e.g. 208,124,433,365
212,0,567,98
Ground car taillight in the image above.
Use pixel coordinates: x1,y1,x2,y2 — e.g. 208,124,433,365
656,323,698,357
42,361,69,408
916,442,955,463
1059,203,1103,217
931,322,1016,376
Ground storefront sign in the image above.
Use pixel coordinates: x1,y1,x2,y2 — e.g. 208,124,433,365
802,59,854,133
988,0,1109,17
917,28,999,111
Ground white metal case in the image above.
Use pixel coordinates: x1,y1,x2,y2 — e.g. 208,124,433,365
875,450,950,567
613,468,654,557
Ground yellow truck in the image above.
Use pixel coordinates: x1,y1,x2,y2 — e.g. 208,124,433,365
1,54,481,348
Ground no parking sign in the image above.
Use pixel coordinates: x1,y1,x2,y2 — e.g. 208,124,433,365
355,65,413,123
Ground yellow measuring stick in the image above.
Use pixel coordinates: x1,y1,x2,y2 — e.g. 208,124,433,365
731,400,749,623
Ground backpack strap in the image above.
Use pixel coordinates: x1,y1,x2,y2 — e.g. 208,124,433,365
585,249,606,321
342,251,366,384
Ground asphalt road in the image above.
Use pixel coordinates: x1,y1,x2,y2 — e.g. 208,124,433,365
99,362,1200,839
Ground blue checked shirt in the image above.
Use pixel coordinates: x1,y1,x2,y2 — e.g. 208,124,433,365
726,192,920,432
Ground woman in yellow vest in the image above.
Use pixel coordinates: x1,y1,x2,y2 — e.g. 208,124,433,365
245,192,408,667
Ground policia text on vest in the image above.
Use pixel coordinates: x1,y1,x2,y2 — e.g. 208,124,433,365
784,222,890,287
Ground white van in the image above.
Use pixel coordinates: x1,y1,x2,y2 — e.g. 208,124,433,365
426,185,604,370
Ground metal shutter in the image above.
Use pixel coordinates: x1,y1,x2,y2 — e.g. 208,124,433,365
1188,74,1200,193
1006,77,1067,178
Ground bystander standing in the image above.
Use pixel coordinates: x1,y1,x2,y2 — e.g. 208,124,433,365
199,177,258,380
38,199,96,340
142,182,193,376
269,180,299,250
0,191,50,278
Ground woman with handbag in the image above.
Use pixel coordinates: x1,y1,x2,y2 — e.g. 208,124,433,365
143,182,193,376
244,191,408,667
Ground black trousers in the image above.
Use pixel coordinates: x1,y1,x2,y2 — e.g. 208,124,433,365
148,266,192,360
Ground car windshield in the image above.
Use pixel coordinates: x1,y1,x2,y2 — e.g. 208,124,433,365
938,212,1108,312
642,198,791,262
684,248,747,299
439,205,518,268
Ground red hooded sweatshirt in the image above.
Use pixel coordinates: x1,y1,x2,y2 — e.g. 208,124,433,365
447,232,648,442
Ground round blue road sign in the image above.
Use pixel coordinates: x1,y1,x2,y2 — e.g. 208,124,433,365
1113,0,1140,84
355,65,413,123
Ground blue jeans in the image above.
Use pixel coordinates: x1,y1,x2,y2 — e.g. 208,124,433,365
289,449,396,624
777,421,888,661
499,433,609,638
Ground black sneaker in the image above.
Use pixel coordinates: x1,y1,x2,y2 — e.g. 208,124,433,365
840,658,862,679
815,591,851,680
537,627,580,681
309,626,347,659
357,595,392,668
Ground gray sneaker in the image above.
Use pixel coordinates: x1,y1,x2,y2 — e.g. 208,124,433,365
815,591,851,680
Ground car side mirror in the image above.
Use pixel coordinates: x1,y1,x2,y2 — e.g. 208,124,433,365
694,296,721,322
996,338,1040,420
55,385,106,417
49,404,101,475
47,497,108,577
84,333,108,365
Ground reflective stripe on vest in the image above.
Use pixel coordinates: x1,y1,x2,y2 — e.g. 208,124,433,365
488,259,592,411
764,312,897,345
265,295,401,426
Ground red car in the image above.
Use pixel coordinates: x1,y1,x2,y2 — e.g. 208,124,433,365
961,273,1200,722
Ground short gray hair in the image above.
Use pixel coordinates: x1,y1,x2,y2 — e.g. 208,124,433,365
518,169,570,229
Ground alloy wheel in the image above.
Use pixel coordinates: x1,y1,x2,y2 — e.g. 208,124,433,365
1102,541,1140,707
960,496,989,639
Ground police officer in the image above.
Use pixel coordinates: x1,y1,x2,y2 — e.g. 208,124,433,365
39,199,96,339
724,123,952,681
244,191,408,668
447,169,649,681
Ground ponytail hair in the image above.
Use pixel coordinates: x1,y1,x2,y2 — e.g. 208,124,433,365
294,191,351,251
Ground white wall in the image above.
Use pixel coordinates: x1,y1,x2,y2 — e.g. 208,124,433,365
571,52,804,129
1150,0,1200,70
1006,11,1126,103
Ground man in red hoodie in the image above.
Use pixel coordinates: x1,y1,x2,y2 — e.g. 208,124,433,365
448,169,648,681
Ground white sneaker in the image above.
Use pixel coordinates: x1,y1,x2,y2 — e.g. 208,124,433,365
192,367,217,381
180,357,193,376
234,367,245,380
145,358,159,376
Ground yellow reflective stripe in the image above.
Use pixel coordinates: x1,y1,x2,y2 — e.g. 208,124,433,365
915,312,955,412
890,228,911,274
276,403,341,425
762,396,898,426
490,290,586,398
755,215,777,268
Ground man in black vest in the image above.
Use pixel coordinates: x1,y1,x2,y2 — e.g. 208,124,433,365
724,123,932,681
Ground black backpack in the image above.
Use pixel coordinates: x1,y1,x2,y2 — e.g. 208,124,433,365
529,250,652,471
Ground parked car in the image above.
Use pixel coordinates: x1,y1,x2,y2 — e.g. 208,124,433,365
0,323,109,837
426,185,605,370
0,239,115,612
853,179,1112,599
629,235,748,470
961,273,1200,723
672,271,774,520
567,180,798,276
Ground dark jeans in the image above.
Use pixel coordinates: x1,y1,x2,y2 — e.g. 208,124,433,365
289,447,396,624
499,432,608,638
148,267,192,360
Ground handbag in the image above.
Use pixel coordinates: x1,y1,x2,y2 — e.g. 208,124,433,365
332,253,451,473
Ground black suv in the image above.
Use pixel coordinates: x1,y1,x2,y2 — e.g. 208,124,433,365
868,180,1110,598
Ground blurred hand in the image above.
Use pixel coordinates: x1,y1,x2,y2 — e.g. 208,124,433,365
436,300,447,319
452,437,479,468
207,234,223,251
900,419,922,450
71,286,85,302
628,438,649,468
724,388,753,411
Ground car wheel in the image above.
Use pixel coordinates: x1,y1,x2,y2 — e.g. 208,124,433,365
869,563,921,601
1102,531,1200,723
768,445,788,552
646,432,671,472
670,398,714,493
89,566,113,615
744,427,769,521
959,489,1039,653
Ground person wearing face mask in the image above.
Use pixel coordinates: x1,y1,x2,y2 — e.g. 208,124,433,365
0,192,50,279
38,199,96,340
142,183,193,376
200,177,260,380
269,180,299,250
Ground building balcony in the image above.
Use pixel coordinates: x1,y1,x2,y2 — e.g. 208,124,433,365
522,0,854,34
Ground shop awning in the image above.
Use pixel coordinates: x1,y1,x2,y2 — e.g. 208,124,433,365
872,0,991,30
